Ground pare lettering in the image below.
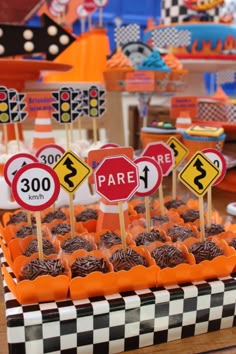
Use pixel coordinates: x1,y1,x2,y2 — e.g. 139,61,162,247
97,171,136,187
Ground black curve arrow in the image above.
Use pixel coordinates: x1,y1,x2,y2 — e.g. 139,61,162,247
0,14,75,60
193,158,206,190
63,157,77,188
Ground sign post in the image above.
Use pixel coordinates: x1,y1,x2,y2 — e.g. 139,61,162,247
53,150,92,237
12,163,60,259
167,136,189,199
142,142,174,216
178,151,220,240
135,156,162,232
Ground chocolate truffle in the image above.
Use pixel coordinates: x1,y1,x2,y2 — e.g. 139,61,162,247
167,225,194,242
23,239,57,257
151,245,186,268
6,211,36,225
109,248,148,272
99,231,122,249
75,208,98,222
20,259,65,280
61,236,93,253
181,209,200,223
228,238,236,249
51,223,71,236
152,214,170,225
204,223,225,237
188,240,223,264
15,225,37,239
42,210,66,223
134,203,146,214
164,199,186,210
135,229,165,246
71,256,108,278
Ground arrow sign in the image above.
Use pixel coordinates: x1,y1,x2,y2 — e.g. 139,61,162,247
0,14,75,60
135,157,162,197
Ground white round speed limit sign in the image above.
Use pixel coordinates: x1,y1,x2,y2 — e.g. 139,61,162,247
12,163,60,211
135,156,163,197
35,144,65,167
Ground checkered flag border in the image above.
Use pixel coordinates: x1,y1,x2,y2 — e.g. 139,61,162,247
216,70,236,85
115,24,141,46
176,30,191,46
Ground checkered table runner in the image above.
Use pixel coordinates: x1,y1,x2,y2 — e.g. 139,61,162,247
2,252,236,354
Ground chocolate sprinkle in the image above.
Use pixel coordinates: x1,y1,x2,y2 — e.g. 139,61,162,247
151,245,186,269
71,256,108,278
99,232,122,249
51,223,71,236
164,199,186,210
75,208,98,222
167,225,194,242
188,240,223,264
204,223,225,237
6,211,36,225
181,209,200,223
23,239,57,257
135,229,165,246
15,225,37,239
61,236,93,253
20,259,65,280
42,210,66,224
109,248,148,272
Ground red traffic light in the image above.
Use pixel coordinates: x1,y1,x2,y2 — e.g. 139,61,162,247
0,92,7,101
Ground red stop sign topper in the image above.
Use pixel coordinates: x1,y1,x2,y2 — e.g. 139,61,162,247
142,142,174,176
94,155,139,202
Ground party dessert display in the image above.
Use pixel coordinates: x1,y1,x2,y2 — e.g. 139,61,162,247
144,0,236,58
98,231,122,249
42,210,67,223
103,47,134,91
166,225,195,242
103,44,188,92
180,209,200,223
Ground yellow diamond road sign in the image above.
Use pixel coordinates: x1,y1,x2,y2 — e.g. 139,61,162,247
53,150,92,194
178,151,220,197
167,136,189,168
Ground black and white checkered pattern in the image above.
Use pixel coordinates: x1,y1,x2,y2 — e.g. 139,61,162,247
216,70,236,85
115,24,141,47
152,28,178,48
222,0,236,23
152,28,191,49
2,251,236,354
226,104,236,123
198,101,228,122
161,0,223,25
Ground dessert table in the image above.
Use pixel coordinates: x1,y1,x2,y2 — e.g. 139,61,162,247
1,146,236,354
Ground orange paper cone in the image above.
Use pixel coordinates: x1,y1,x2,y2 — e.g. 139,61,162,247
96,198,129,232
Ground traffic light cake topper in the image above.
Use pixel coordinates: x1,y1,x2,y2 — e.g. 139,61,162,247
0,14,75,60
51,87,81,124
82,85,106,118
0,86,27,124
